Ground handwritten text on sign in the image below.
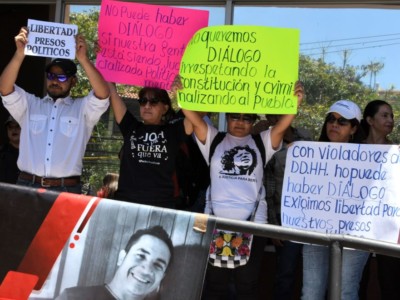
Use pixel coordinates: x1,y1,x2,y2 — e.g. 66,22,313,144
97,0,209,89
25,19,78,59
282,141,400,243
178,26,300,114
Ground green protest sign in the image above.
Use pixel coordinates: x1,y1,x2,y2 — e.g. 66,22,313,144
178,25,300,113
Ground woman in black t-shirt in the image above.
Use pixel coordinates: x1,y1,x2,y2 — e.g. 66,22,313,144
108,83,193,208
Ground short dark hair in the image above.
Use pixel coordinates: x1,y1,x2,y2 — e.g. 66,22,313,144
124,226,174,268
221,145,257,174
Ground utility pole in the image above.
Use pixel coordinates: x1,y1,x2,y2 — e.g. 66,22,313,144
342,50,349,70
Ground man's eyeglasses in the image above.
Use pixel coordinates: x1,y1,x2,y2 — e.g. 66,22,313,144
327,114,351,126
46,72,69,83
228,114,255,124
138,98,161,106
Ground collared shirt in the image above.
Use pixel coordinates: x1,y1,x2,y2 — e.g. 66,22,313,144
2,85,109,177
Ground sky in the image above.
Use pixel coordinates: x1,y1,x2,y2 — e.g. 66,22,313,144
71,5,400,90
233,7,400,91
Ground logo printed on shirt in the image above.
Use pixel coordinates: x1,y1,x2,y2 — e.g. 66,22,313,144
219,145,258,176
132,130,168,162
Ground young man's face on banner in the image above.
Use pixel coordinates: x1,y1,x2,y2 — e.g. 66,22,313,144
115,234,171,298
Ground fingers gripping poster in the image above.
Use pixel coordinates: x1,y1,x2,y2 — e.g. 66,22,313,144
0,183,215,300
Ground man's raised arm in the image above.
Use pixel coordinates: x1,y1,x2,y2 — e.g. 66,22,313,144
75,34,109,100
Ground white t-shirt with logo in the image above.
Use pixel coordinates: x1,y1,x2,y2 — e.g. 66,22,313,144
196,123,279,223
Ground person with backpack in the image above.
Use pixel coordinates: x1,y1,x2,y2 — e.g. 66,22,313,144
181,81,304,299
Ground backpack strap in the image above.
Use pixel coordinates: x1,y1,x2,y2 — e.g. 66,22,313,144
252,134,266,166
209,132,226,164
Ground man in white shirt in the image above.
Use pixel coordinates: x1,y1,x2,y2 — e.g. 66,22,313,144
0,27,110,193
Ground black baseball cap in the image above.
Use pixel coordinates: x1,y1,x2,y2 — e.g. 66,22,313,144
5,115,18,126
45,59,77,77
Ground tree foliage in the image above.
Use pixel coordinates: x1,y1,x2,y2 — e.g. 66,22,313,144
295,55,393,141
69,9,122,193
299,55,376,106
69,9,99,98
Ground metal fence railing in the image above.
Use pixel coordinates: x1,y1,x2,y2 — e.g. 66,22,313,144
211,215,400,300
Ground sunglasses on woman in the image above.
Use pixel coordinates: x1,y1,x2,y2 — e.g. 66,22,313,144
46,72,70,83
327,114,351,126
228,114,256,124
138,98,161,106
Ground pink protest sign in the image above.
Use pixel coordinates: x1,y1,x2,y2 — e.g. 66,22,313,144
97,0,209,89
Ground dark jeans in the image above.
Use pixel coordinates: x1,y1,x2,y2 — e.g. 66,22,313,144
190,189,207,213
273,240,303,300
17,178,82,194
377,254,400,300
202,236,266,300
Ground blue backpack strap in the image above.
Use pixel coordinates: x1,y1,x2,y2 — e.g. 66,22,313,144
209,132,226,164
252,134,266,166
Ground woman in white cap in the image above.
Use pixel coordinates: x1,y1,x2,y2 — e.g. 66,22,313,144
318,99,365,143
301,100,369,300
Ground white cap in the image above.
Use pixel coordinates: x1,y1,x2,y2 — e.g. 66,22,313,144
327,100,362,122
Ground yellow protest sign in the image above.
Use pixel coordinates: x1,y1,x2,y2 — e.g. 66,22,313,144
178,25,300,114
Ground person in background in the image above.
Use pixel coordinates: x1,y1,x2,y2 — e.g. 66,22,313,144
107,83,192,208
182,80,304,299
361,100,393,145
302,100,368,300
97,173,119,199
174,110,212,212
0,115,20,183
0,27,110,194
187,112,212,213
360,99,398,300
253,115,312,300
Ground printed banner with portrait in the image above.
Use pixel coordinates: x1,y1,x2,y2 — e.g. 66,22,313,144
0,183,215,299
